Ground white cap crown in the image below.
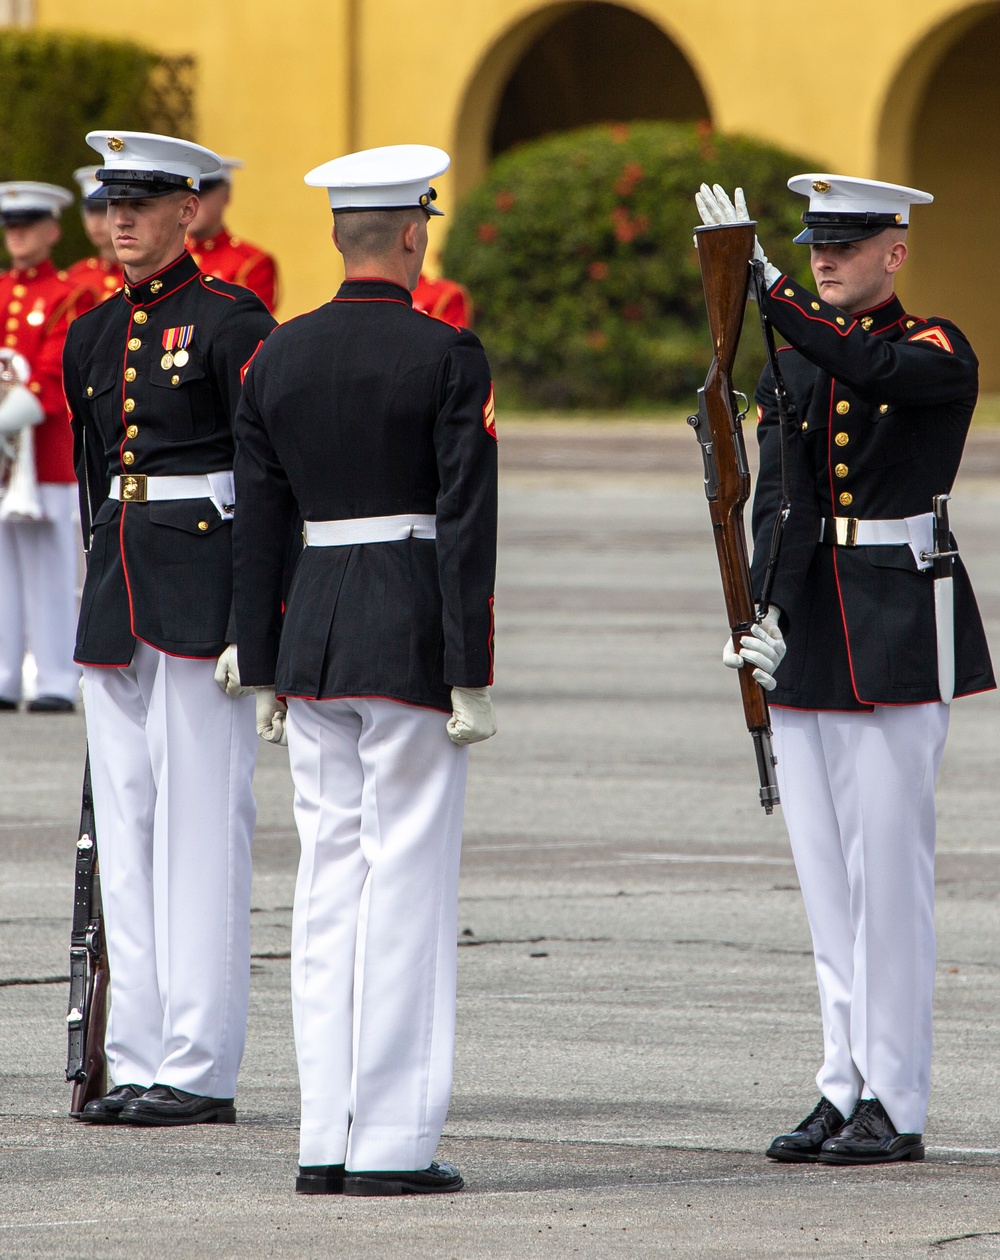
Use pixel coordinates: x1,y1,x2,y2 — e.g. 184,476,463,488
305,144,450,215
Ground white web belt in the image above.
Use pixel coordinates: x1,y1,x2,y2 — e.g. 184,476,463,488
820,511,934,570
109,472,235,519
303,514,436,546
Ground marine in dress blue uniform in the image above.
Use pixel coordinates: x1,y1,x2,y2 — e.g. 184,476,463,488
63,131,276,1126
232,145,497,1195
698,176,994,1165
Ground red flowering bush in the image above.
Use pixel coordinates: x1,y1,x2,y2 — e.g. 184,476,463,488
442,122,817,407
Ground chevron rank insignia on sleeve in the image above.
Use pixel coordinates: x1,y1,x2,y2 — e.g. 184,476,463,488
908,326,954,353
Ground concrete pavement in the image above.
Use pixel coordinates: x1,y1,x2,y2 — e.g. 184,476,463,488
2,421,1000,1257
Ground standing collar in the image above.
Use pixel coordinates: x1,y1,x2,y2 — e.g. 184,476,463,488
853,292,905,331
122,250,200,306
334,277,413,305
8,258,56,282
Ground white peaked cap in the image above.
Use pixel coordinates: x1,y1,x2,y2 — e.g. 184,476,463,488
203,157,245,184
788,174,934,243
304,144,450,215
73,166,103,200
0,181,73,220
86,131,222,197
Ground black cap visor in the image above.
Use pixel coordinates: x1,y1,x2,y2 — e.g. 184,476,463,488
1,209,55,227
95,168,198,202
794,210,906,245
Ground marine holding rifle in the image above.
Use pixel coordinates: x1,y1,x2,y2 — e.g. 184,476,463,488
696,176,993,1164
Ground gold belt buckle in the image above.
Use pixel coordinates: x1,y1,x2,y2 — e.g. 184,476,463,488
120,473,147,503
834,516,859,546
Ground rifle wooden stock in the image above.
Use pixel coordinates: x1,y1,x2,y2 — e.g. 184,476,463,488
689,222,780,812
67,755,108,1116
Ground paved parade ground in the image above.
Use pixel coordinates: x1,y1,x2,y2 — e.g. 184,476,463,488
4,419,1000,1258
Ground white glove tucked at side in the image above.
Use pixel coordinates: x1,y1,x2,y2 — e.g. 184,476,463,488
255,688,288,745
0,383,44,435
446,686,497,746
722,606,786,692
214,644,254,698
695,184,781,294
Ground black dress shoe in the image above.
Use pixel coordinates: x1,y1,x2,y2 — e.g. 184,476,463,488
343,1160,464,1196
80,1083,147,1124
0,697,18,711
119,1084,236,1127
818,1098,924,1164
27,695,75,713
766,1097,846,1163
295,1164,346,1195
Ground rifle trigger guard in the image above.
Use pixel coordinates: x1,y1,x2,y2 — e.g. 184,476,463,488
733,392,749,422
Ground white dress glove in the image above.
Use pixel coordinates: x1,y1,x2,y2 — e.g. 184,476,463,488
255,687,288,745
0,382,44,435
695,184,781,294
214,644,254,698
446,686,497,746
722,606,787,692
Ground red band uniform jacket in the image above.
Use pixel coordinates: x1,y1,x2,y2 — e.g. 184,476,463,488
63,251,276,665
0,260,94,482
187,228,279,314
65,256,124,307
751,277,994,709
232,277,498,712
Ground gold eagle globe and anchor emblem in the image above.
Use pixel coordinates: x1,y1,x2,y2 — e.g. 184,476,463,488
107,136,125,153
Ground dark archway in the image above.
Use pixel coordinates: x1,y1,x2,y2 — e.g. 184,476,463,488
490,3,710,158
884,4,1000,388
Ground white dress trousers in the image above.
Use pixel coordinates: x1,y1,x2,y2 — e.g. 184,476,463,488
0,483,81,702
286,696,469,1171
82,639,258,1098
771,702,950,1135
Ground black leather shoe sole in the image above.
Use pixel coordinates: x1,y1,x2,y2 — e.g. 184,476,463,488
296,1165,346,1195
343,1172,464,1196
765,1142,821,1163
818,1140,924,1165
0,698,18,711
27,696,75,713
121,1102,236,1127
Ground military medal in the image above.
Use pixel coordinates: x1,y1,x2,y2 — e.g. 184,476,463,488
162,325,194,369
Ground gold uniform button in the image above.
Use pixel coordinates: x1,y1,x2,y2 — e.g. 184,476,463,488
171,374,180,385
835,463,849,478
197,520,209,531
5,318,17,331
810,301,821,311
836,316,846,326
4,334,16,347
836,400,850,415
126,424,138,439
124,367,136,383
839,492,853,507
7,301,20,314
783,287,794,297
28,381,40,394
128,337,141,351
133,310,148,324
906,320,915,329
801,422,809,431
86,386,94,398
879,403,889,414
12,284,25,297
122,451,135,466
124,398,136,413
835,431,849,446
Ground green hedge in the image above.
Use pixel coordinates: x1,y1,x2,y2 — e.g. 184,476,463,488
0,32,167,269
442,122,819,408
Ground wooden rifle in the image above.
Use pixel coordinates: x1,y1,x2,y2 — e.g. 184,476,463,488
687,222,781,812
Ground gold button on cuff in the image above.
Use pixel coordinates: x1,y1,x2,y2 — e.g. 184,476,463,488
834,463,849,478
122,451,135,466
86,386,94,398
124,367,136,383
879,403,889,414
133,311,148,324
171,374,180,385
123,398,135,413
197,520,208,531
810,301,820,311
835,432,849,446
836,400,850,415
839,492,853,507
836,316,846,326
126,424,138,439
783,287,794,297
128,337,141,351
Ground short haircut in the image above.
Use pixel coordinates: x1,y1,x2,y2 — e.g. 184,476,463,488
334,207,422,259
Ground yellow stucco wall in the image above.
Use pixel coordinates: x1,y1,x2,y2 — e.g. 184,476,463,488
32,0,999,383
